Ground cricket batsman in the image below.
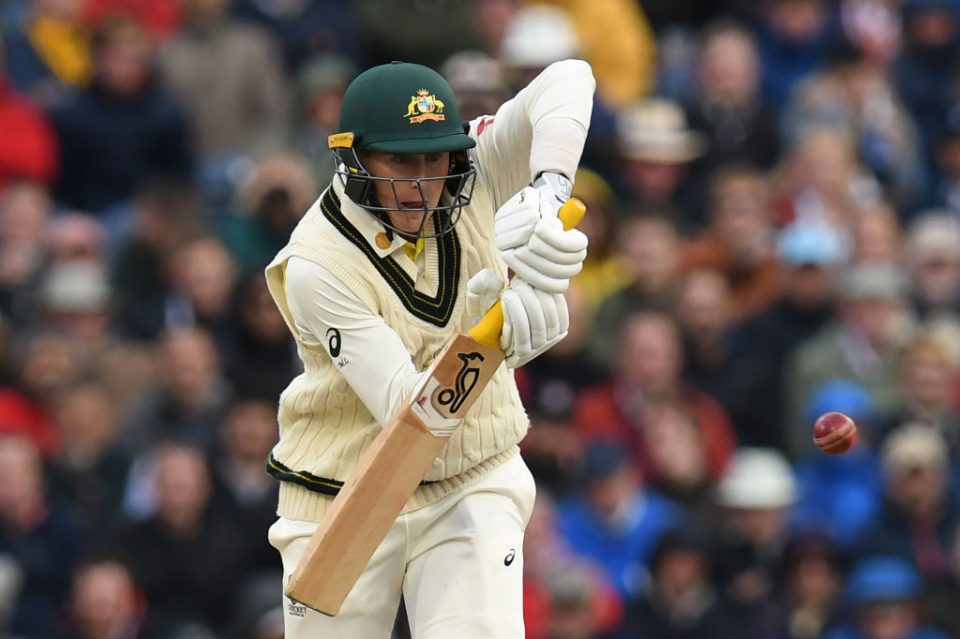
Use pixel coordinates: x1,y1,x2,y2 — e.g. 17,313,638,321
264,58,594,637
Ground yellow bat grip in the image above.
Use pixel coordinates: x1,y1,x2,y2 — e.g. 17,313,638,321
468,197,586,349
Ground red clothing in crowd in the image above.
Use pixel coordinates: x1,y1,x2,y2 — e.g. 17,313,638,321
0,79,57,193
573,382,736,484
83,0,181,40
0,388,59,460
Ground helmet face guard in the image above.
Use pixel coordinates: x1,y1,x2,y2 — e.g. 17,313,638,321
331,142,476,239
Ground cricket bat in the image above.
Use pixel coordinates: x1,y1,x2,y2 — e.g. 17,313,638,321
285,198,586,616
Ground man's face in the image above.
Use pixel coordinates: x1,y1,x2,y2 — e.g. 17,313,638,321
623,159,686,200
700,32,758,105
889,463,947,518
842,297,903,348
859,600,917,639
785,264,835,308
363,152,451,236
618,316,682,395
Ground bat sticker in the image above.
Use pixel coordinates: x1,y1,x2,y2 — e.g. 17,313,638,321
436,352,485,413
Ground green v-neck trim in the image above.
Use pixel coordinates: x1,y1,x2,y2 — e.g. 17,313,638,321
319,188,460,327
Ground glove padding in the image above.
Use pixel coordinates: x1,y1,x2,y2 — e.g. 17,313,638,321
465,267,504,326
501,279,569,368
466,269,569,367
494,187,588,293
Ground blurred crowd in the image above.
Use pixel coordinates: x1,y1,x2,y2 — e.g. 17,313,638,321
3,0,960,638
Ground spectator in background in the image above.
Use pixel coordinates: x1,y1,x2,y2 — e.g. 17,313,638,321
111,179,207,341
681,165,783,320
0,183,51,326
675,268,758,442
520,287,607,498
824,556,950,639
783,261,913,458
210,396,280,576
554,440,681,599
894,0,960,174
614,99,706,229
521,283,604,420
357,0,475,69
880,330,960,452
0,435,85,639
773,125,881,230
82,0,181,41
903,213,960,321
110,444,249,637
712,448,798,634
219,153,315,271
535,0,658,108
839,0,902,69
49,15,192,221
568,168,629,313
158,0,289,204
36,260,112,351
47,380,131,534
0,46,57,193
727,219,845,450
218,272,298,401
0,331,82,461
772,531,847,639
292,54,356,184
230,0,367,73
851,202,903,264
118,327,230,520
855,424,958,581
46,212,106,264
468,0,519,56
615,526,744,639
587,215,682,371
497,4,579,93
685,20,781,174
119,326,231,458
64,557,151,639
1,0,90,106
523,495,623,639
755,0,841,109
926,525,960,638
925,106,960,214
575,312,737,495
783,38,925,209
162,235,238,338
440,50,510,122
541,564,616,639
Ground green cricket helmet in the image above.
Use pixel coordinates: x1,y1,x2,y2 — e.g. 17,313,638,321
329,61,477,238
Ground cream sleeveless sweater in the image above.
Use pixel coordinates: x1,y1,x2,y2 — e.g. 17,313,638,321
264,177,528,522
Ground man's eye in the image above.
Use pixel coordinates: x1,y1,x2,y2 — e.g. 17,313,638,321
426,153,443,163
392,155,408,164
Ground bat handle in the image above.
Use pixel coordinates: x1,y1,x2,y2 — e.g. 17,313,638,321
469,197,587,349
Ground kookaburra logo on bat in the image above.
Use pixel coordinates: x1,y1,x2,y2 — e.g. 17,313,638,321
435,352,485,414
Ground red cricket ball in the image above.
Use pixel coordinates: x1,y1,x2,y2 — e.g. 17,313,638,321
813,411,858,454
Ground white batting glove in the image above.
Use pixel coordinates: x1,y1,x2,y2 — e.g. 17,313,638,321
466,268,504,326
533,170,573,219
500,279,569,368
494,183,588,294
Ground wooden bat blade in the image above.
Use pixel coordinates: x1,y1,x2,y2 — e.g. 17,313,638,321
285,334,503,615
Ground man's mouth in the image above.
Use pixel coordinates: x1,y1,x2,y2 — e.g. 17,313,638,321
401,200,426,209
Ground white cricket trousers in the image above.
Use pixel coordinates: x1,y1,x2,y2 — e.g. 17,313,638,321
268,453,537,638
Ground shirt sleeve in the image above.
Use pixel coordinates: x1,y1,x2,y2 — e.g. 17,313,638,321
283,256,428,427
471,59,596,212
